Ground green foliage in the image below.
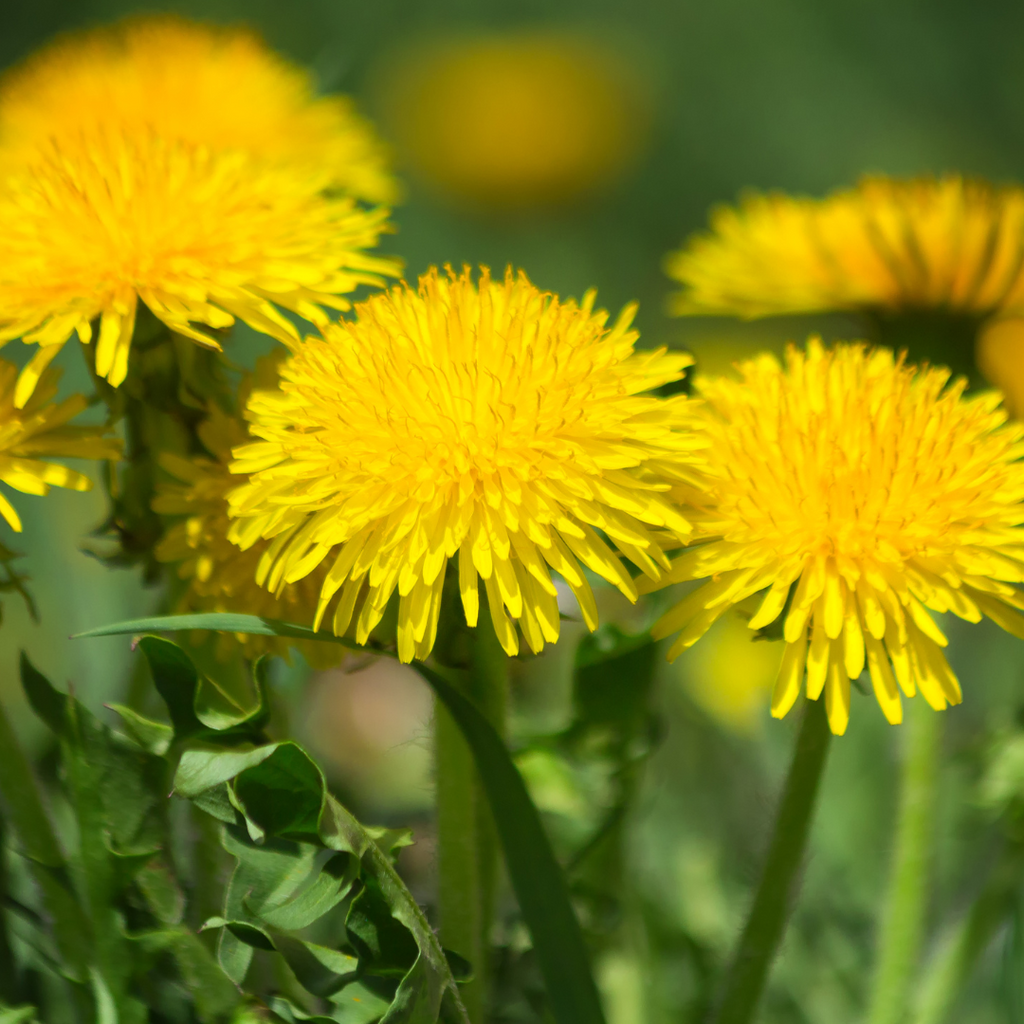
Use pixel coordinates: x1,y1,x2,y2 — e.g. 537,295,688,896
0,640,469,1023
78,614,614,1024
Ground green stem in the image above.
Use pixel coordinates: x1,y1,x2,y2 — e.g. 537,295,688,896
712,697,832,1024
435,608,508,1024
868,699,941,1024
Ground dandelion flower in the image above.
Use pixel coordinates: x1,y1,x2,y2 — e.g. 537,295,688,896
228,266,703,663
666,176,1024,319
154,396,336,667
375,32,648,208
0,358,120,531
0,16,398,204
651,339,1024,735
0,132,398,404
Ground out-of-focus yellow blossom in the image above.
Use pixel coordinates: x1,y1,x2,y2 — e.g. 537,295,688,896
0,16,400,405
682,613,780,733
977,317,1024,417
650,339,1024,736
0,16,398,203
376,32,648,208
154,384,338,667
666,176,1024,319
0,358,120,531
228,266,705,663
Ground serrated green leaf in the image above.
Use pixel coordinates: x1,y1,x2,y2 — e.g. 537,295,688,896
216,828,319,984
139,636,267,740
0,675,91,982
233,743,326,840
135,857,185,926
106,705,173,756
347,876,419,977
257,852,356,930
272,934,361,998
79,613,597,1024
129,926,239,1021
174,745,282,799
0,1006,38,1024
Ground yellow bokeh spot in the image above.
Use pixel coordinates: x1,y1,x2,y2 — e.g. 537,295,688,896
977,316,1024,418
681,612,780,733
374,32,649,208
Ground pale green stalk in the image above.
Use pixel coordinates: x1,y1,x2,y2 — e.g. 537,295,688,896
867,699,941,1024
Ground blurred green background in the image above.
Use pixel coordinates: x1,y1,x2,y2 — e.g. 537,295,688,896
3,2,1024,1022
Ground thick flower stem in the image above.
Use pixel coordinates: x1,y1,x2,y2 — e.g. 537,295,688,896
435,609,509,1023
867,699,941,1024
712,697,832,1024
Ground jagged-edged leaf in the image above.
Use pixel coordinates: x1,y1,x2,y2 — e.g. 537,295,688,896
216,828,320,983
0,1007,38,1024
272,935,361,998
78,619,600,1024
130,927,239,1021
106,705,173,756
174,745,282,799
258,852,357,930
233,743,326,840
20,656,165,1019
139,636,266,739
135,857,185,926
347,875,420,977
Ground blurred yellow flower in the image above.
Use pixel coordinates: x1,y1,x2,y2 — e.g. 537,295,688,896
154,387,338,668
0,16,398,203
651,339,1024,735
376,32,649,208
682,613,780,733
666,176,1024,319
228,266,703,663
0,358,120,532
0,16,400,404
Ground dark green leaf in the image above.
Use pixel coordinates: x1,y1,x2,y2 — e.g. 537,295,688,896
346,875,419,976
135,857,185,926
130,927,239,1021
106,705,173,756
174,745,281,799
233,743,326,840
272,934,360,998
258,852,357,930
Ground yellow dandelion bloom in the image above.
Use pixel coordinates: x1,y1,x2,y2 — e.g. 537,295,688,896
154,397,336,667
651,339,1024,736
0,358,120,531
666,175,1024,319
0,16,398,204
0,131,398,404
375,31,648,208
227,266,703,663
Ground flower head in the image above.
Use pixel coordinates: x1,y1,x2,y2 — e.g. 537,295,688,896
154,385,336,667
666,176,1024,319
0,16,398,203
0,16,400,405
652,339,1024,735
228,266,703,663
0,133,397,404
0,357,120,531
